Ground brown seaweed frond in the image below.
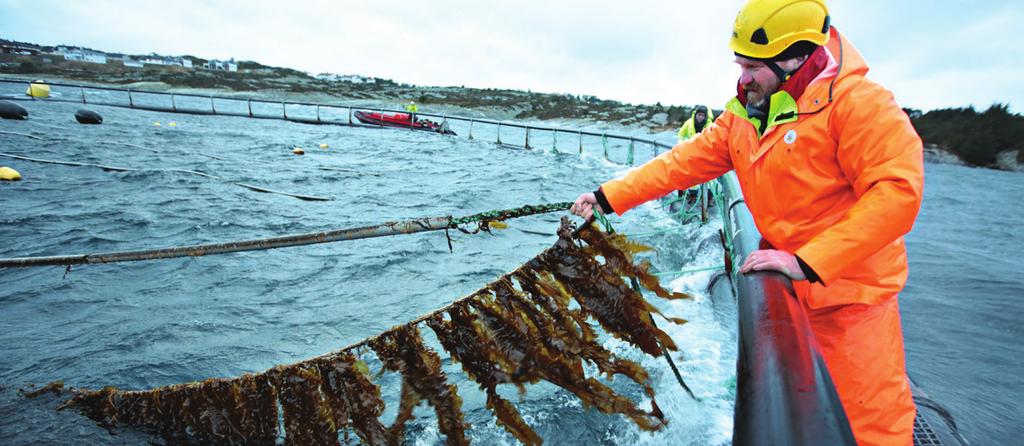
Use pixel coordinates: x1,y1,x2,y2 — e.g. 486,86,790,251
579,227,692,302
426,304,541,445
370,325,470,446
20,380,65,398
59,374,279,445
471,280,665,433
55,218,687,445
268,365,339,445
513,268,652,387
315,352,392,445
536,224,676,355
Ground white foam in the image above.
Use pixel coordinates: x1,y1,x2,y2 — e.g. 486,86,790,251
602,206,737,445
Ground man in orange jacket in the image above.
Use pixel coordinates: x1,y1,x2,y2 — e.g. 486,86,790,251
571,1,923,444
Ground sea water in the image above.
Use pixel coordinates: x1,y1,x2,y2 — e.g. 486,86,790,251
0,95,1019,445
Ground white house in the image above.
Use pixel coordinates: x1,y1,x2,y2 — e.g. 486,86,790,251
122,57,144,68
55,46,107,64
131,54,192,68
140,54,170,65
1,44,39,55
346,75,375,84
205,59,238,72
316,73,375,84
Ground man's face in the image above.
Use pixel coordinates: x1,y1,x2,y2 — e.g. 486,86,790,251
735,56,781,109
695,111,706,123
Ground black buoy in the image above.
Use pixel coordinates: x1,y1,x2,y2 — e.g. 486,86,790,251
75,109,103,124
0,100,28,120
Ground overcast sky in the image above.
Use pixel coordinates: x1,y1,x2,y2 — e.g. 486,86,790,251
1,0,1020,112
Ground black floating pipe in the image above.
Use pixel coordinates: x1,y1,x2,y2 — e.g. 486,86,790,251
718,172,856,446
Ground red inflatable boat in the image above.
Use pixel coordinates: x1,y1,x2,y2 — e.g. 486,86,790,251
353,111,456,135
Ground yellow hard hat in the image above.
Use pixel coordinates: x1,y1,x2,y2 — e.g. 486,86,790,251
729,0,831,60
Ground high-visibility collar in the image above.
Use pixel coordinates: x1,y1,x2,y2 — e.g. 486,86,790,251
726,91,799,137
731,45,830,136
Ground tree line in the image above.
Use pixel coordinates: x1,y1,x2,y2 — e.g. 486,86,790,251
906,104,1023,168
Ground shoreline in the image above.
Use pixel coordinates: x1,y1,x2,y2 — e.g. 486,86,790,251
3,69,1018,172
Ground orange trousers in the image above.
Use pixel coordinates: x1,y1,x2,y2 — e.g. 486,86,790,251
806,297,916,446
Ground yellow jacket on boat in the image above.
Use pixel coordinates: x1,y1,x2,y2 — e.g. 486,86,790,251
676,105,714,141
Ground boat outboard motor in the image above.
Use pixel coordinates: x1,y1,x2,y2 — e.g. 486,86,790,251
0,100,28,120
74,109,103,124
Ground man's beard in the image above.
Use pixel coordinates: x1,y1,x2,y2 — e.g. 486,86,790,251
748,92,769,109
744,80,779,118
745,89,769,119
745,82,775,107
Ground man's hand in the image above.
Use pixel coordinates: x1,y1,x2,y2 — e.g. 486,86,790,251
570,192,599,220
739,249,807,281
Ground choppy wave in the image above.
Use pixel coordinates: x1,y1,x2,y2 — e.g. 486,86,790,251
2,95,1021,445
0,98,737,444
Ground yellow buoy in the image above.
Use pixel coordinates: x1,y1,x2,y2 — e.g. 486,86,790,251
154,122,162,126
0,166,22,181
488,221,509,230
168,122,177,127
319,143,329,149
293,148,305,155
26,81,50,98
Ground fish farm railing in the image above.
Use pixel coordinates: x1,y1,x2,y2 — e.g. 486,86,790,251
2,77,854,444
1,77,667,163
1,77,697,211
718,172,856,445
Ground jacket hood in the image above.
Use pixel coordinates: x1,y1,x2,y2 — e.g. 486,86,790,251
826,27,869,83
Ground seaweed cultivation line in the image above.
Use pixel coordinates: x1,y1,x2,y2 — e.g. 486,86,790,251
0,126,335,201
0,151,332,201
96,139,160,153
38,220,691,446
0,202,573,269
0,129,46,140
4,77,729,443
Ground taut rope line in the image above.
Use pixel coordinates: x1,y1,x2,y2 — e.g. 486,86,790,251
0,202,573,268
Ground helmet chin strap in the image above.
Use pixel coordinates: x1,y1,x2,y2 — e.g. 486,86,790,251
765,60,793,83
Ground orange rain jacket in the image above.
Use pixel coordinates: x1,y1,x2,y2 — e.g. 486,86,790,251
600,28,923,445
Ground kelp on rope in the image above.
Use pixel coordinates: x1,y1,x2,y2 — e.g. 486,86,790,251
51,219,690,446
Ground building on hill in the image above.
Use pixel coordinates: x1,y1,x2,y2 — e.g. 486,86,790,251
205,58,237,72
1,44,40,55
316,73,375,84
122,57,144,68
137,53,192,68
54,46,107,64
